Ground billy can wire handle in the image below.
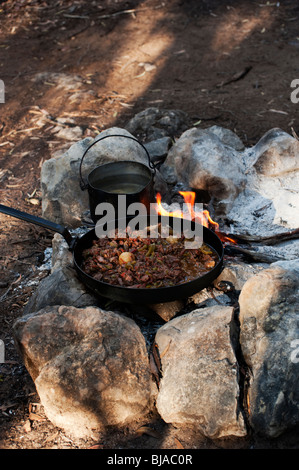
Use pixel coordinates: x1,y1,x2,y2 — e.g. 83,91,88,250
79,134,155,190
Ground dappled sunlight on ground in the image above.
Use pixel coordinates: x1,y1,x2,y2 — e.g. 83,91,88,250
211,6,274,57
104,11,175,106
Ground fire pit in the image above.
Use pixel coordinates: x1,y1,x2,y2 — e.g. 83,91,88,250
8,120,299,444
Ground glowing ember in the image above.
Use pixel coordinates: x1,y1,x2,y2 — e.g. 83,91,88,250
155,191,236,245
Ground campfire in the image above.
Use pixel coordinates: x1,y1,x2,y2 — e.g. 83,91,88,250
155,190,237,245
155,189,299,265
5,123,299,444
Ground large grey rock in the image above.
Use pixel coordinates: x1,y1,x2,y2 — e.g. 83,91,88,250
227,128,299,239
208,125,245,151
154,306,247,438
23,265,99,314
51,232,73,272
13,305,152,439
252,128,299,175
23,233,98,314
144,136,173,163
125,107,191,141
239,259,299,437
214,260,264,291
41,127,149,227
162,127,246,216
41,136,92,228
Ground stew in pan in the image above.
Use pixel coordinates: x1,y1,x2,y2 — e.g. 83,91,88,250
81,227,219,289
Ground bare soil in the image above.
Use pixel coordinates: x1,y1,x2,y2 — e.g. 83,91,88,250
0,0,299,450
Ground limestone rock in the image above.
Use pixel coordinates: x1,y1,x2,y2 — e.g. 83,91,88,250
155,306,247,438
41,136,92,228
252,128,299,176
125,107,191,141
209,125,245,151
239,260,299,437
214,260,264,291
13,305,152,439
227,128,299,239
162,127,246,216
87,127,151,169
144,136,173,163
23,265,99,314
23,232,100,314
51,233,73,273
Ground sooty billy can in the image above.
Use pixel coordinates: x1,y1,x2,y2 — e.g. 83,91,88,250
79,134,156,223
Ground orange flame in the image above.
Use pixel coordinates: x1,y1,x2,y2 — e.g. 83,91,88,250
155,191,236,245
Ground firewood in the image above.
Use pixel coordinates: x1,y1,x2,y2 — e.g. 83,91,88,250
224,245,284,263
227,228,299,246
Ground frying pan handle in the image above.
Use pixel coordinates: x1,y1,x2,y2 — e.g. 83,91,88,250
0,204,75,249
79,134,156,190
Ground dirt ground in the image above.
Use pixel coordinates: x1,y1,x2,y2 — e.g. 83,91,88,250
1,0,299,451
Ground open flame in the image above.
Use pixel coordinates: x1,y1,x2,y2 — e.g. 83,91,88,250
155,191,236,244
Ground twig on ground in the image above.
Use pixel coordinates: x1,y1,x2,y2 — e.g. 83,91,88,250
97,4,164,21
216,66,252,88
0,274,22,302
